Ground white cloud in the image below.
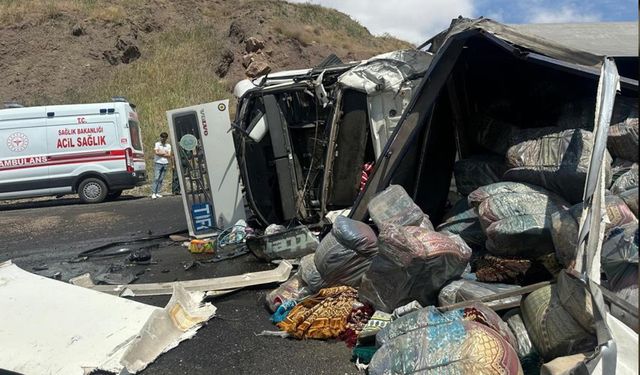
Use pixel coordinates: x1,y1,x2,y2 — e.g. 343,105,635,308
528,5,602,23
287,0,474,45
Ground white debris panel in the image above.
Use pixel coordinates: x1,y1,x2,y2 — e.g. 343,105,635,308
0,260,216,374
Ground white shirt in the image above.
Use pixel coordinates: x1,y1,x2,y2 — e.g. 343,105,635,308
154,141,171,165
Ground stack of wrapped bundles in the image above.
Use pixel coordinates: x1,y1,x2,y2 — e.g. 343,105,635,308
358,223,471,312
468,182,569,259
436,198,486,251
369,303,522,374
601,223,639,331
551,194,638,267
610,163,638,194
503,127,611,204
618,188,638,217
521,272,597,361
503,309,541,375
366,184,433,229
610,162,638,217
610,158,637,182
607,96,639,163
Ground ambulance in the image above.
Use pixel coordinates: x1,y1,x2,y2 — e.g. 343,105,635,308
0,98,146,203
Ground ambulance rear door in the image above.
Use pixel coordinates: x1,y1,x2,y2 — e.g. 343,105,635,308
0,106,50,198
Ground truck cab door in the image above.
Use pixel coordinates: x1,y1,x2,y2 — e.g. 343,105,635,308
166,100,245,238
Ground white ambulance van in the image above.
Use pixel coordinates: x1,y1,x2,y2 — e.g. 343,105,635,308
0,99,146,203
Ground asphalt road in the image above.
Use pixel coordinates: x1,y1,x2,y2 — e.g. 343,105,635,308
0,194,359,375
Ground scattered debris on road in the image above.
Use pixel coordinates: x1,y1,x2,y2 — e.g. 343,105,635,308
70,260,293,297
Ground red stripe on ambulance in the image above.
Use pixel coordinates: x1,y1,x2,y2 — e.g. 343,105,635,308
0,150,127,171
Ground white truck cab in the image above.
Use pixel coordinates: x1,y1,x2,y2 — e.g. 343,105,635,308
0,99,146,203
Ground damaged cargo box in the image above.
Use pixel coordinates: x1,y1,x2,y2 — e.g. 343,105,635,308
348,16,638,374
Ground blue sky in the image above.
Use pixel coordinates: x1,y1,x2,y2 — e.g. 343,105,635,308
476,0,637,24
288,0,638,44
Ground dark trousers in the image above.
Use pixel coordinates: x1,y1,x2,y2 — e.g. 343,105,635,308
172,169,180,194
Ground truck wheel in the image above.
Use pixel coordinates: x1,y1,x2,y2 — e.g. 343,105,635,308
106,190,123,200
78,178,108,203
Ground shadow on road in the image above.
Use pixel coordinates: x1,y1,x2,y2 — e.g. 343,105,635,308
0,195,144,211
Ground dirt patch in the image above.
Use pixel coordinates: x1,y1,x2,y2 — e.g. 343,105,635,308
74,211,121,227
0,215,62,236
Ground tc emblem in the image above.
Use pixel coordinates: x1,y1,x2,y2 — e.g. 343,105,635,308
7,132,29,152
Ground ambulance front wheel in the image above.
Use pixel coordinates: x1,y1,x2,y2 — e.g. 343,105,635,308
78,177,108,204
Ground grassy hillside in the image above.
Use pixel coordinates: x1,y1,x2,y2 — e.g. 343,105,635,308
1,0,412,185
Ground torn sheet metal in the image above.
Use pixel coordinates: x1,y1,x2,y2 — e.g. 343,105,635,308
72,260,293,297
0,260,216,375
120,285,216,373
338,50,432,95
575,57,621,282
572,58,624,375
510,22,637,58
429,17,604,68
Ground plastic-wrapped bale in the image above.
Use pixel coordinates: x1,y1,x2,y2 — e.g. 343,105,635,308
298,254,325,293
265,274,312,312
503,309,541,375
313,216,378,288
504,127,612,204
611,163,638,194
601,223,639,331
468,181,567,209
358,225,471,312
610,159,636,183
367,184,427,227
551,194,638,267
438,279,521,309
474,182,569,258
376,303,517,349
607,96,639,162
521,272,596,361
370,307,522,375
437,198,486,250
619,187,638,217
454,155,508,196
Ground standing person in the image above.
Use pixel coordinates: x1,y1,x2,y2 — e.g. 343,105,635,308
152,132,171,199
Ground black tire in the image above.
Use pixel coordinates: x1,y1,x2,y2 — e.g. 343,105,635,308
78,177,108,203
106,189,123,200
